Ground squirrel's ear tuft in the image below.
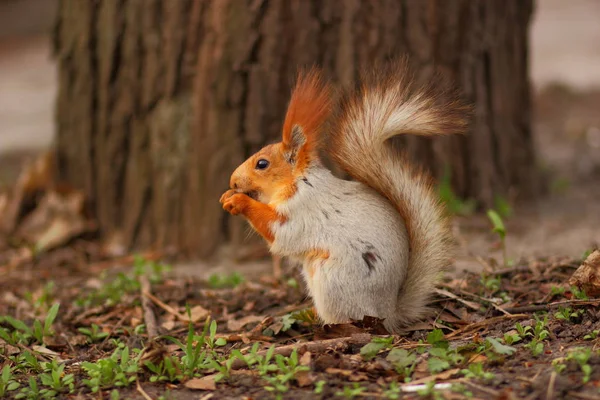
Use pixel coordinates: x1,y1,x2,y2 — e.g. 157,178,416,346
282,68,331,167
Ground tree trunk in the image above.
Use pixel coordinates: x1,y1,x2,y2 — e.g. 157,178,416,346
53,0,536,258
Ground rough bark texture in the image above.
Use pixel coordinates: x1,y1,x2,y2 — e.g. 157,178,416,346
54,0,536,258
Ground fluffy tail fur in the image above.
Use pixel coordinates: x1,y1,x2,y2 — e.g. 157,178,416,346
328,59,471,327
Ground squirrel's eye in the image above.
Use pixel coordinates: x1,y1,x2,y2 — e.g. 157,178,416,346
255,159,270,170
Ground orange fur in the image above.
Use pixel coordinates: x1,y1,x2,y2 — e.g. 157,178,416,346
304,249,330,278
281,68,332,172
229,143,297,205
220,190,286,243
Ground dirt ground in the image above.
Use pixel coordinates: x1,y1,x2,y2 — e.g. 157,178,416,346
1,1,600,399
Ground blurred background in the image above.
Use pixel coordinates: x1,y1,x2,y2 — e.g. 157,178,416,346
0,0,598,276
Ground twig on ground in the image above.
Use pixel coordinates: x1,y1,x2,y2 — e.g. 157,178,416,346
446,288,513,316
143,290,189,322
567,392,600,400
446,314,529,339
546,371,557,400
230,334,372,370
434,288,481,311
462,380,501,397
136,379,154,400
139,275,159,339
503,299,600,314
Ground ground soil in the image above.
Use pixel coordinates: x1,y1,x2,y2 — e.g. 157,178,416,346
1,1,600,399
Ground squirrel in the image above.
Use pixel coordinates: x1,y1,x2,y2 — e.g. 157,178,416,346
220,59,470,333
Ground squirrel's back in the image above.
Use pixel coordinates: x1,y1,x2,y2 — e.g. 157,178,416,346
327,58,471,329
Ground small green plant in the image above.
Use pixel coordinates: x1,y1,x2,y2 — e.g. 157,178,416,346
461,362,495,380
480,274,501,293
515,322,533,339
15,377,41,399
314,380,326,394
207,272,245,289
145,355,184,383
0,303,59,345
416,381,444,399
0,365,20,397
486,337,516,356
24,281,56,313
567,348,593,383
424,330,464,373
451,383,473,398
10,351,44,373
336,382,366,399
554,306,583,322
584,330,599,340
550,286,566,297
261,349,310,398
493,196,513,218
386,348,417,381
76,257,171,307
570,286,588,300
82,344,142,392
38,359,75,397
360,336,395,360
78,324,110,343
383,381,402,399
502,332,522,345
163,318,212,379
525,316,549,357
438,167,476,216
487,209,509,267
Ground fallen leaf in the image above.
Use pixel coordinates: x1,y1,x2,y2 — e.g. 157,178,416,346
227,315,266,331
1,151,55,233
16,189,92,253
32,345,61,359
161,320,176,331
185,374,217,390
325,368,369,381
299,351,312,366
569,250,600,297
296,371,315,387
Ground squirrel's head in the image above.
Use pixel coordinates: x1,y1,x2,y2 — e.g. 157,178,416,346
229,68,331,205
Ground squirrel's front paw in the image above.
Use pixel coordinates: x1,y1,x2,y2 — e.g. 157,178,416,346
221,192,249,216
219,189,237,204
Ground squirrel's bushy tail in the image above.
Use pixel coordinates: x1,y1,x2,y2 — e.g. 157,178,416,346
328,58,471,329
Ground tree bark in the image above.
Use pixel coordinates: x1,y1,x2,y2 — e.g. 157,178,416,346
53,0,536,258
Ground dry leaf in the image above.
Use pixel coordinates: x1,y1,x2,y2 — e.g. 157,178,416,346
16,189,92,252
569,250,600,297
185,374,217,390
32,345,61,359
299,351,312,366
325,368,369,381
227,315,266,331
1,151,55,233
185,305,210,323
161,320,176,331
296,371,315,387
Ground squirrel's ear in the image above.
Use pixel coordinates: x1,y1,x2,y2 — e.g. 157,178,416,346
281,68,331,167
283,125,306,164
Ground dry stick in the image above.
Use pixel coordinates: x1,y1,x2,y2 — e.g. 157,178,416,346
230,334,372,370
546,371,557,400
143,290,193,322
445,314,529,340
139,275,159,339
445,287,513,316
434,288,481,311
503,299,600,314
567,392,600,400
136,379,154,400
462,380,501,397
